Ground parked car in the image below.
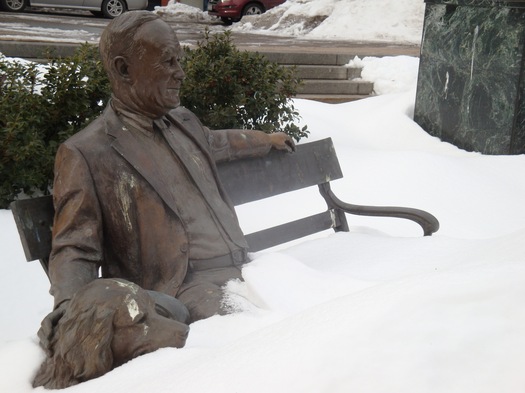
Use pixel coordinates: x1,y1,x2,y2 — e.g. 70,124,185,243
0,0,148,18
207,0,285,24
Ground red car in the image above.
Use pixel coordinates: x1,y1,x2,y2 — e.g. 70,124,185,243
208,0,285,24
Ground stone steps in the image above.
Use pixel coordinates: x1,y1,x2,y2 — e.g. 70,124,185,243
0,41,375,104
295,94,372,104
260,52,353,66
257,51,374,103
290,64,363,80
299,79,373,95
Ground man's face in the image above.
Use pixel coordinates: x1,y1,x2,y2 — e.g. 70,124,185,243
124,19,185,118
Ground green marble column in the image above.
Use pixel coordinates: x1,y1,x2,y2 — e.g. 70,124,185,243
414,0,525,154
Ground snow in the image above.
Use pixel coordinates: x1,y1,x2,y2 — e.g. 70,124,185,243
161,0,425,44
3,1,525,392
229,0,425,44
158,1,214,22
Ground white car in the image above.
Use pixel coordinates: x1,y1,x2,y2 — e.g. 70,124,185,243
0,0,148,18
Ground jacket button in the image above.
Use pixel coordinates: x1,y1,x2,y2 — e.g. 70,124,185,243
180,243,188,253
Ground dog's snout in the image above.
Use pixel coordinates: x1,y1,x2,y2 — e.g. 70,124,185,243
174,324,189,348
177,323,190,339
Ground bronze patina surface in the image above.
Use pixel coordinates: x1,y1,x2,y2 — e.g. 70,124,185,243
47,10,293,322
35,11,294,387
33,279,189,389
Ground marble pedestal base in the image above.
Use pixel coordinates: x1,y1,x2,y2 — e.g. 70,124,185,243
414,0,525,155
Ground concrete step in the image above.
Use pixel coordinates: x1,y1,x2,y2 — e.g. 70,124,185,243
295,94,373,104
298,80,373,95
288,64,363,80
261,52,353,66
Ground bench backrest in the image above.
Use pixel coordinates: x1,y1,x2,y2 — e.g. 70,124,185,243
10,137,350,275
10,195,54,274
217,137,348,251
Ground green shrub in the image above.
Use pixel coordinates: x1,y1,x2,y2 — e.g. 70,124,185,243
0,44,110,208
0,32,308,208
180,30,308,140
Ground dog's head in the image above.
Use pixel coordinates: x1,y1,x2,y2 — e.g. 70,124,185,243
33,279,189,389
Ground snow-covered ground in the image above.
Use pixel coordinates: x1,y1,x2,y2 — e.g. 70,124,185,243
3,1,525,392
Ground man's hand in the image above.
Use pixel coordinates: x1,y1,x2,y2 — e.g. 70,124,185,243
269,132,296,153
37,300,70,356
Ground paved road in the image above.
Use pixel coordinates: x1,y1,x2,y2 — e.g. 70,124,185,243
0,9,420,58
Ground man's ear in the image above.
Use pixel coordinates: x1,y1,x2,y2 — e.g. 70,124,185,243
113,56,131,82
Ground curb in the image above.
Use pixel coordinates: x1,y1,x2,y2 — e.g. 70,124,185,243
0,41,82,59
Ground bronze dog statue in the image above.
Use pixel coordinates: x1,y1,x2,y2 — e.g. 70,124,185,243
33,279,189,389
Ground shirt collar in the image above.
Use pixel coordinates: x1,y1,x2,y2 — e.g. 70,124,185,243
111,95,167,136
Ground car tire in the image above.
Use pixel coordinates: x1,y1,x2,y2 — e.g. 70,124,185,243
101,0,127,18
221,17,233,25
0,0,27,12
242,2,264,16
146,0,160,11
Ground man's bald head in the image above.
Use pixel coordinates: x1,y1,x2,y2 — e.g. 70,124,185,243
98,11,185,118
99,11,161,80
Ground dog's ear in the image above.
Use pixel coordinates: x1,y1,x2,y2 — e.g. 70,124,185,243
32,306,115,389
63,306,115,382
32,357,60,389
32,355,82,389
32,310,81,389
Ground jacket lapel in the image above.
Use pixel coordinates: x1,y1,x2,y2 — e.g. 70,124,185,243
105,106,183,217
164,110,236,210
161,113,248,248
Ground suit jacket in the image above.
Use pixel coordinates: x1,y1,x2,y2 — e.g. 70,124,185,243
49,104,267,307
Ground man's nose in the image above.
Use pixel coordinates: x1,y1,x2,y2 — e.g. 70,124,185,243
173,64,185,80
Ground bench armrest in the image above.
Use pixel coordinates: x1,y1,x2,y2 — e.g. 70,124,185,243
319,183,439,236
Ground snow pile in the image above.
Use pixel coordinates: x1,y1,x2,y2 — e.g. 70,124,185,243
232,0,335,36
230,0,424,43
158,0,425,43
156,1,214,21
349,55,421,95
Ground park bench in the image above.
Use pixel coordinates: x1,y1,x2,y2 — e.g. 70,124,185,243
10,137,439,278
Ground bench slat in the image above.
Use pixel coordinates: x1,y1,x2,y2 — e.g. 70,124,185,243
217,137,343,205
245,210,341,252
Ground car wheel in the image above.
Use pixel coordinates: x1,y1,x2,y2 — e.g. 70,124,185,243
242,2,264,16
0,0,27,12
101,0,127,18
221,17,233,25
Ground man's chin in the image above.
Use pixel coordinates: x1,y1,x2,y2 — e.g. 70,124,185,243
160,100,180,114
149,97,179,117
166,95,180,108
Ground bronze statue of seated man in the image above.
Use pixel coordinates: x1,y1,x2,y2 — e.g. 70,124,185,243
39,9,294,353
